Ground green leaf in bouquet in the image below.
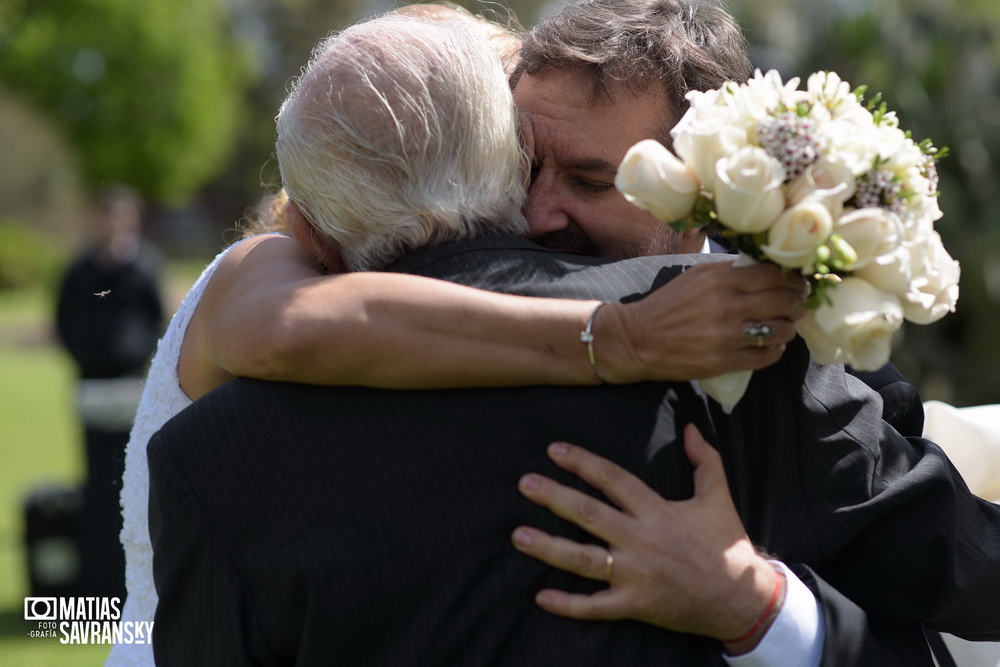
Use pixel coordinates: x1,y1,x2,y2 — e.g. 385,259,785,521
918,138,949,161
814,244,832,275
827,234,859,272
805,274,839,309
725,232,770,263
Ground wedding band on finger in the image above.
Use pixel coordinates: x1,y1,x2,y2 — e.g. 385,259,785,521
604,549,615,582
742,322,775,348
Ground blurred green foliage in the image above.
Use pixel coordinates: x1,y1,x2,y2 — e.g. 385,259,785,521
0,0,254,205
0,221,63,290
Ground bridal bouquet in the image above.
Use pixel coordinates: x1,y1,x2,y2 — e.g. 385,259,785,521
616,70,960,413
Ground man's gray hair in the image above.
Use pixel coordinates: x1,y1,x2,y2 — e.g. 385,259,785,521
277,14,528,271
513,0,751,139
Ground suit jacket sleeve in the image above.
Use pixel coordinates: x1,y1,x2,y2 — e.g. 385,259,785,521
847,363,925,437
148,430,253,666
793,352,1000,640
790,564,939,667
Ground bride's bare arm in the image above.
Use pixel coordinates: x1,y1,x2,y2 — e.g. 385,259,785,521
178,234,805,400
180,234,605,398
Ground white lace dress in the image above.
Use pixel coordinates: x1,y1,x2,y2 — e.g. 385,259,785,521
107,241,244,666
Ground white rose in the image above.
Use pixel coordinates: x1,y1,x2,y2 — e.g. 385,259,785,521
803,277,904,371
785,156,856,215
832,102,877,130
874,124,910,164
615,140,700,223
796,308,846,366
761,201,833,269
713,147,786,233
853,244,912,295
671,106,747,187
832,208,903,270
819,118,879,177
902,231,961,324
899,193,943,240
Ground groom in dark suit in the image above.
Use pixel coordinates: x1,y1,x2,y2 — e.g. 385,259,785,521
149,10,1000,667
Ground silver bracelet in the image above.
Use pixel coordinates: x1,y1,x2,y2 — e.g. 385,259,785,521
580,302,609,384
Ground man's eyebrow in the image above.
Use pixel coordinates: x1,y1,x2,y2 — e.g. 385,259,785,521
566,157,618,175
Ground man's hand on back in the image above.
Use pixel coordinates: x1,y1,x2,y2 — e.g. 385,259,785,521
511,424,784,652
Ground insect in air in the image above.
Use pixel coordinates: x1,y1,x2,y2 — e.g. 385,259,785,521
94,290,112,298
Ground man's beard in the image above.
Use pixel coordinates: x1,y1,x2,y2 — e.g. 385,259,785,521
533,222,684,259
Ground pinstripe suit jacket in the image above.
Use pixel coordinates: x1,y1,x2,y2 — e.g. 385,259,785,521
149,235,1000,666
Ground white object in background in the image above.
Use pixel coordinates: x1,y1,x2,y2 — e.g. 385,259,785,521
922,400,1000,502
923,400,1000,667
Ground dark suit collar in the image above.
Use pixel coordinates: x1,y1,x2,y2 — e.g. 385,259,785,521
384,234,557,274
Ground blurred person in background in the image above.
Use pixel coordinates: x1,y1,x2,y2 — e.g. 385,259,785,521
54,183,164,601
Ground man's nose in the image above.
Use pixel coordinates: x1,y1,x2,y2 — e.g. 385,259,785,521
524,175,570,238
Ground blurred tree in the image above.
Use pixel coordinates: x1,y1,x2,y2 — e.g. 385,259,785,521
185,0,367,230
734,0,1000,405
0,0,254,205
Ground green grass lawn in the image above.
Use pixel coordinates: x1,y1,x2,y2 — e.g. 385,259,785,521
0,287,111,664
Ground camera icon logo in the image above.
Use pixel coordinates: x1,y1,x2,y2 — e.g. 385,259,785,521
24,597,58,621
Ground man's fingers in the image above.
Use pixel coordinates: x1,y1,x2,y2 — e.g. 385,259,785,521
533,587,625,621
543,442,662,516
682,424,731,501
511,526,614,582
518,469,626,544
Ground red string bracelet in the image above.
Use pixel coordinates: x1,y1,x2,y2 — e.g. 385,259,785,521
721,569,786,644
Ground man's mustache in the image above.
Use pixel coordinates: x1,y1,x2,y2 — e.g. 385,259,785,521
532,225,600,256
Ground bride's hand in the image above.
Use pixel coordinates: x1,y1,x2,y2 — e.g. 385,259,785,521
601,262,806,383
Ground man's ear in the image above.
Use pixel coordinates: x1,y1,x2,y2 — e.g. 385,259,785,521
286,200,348,273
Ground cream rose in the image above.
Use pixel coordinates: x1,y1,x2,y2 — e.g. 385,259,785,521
615,140,700,223
853,244,912,296
796,308,846,366
761,201,833,269
819,118,879,177
801,277,904,371
671,108,747,187
899,190,943,240
902,231,961,324
785,157,855,214
713,147,786,233
832,208,903,270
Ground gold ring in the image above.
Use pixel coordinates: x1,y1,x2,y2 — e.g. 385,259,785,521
605,549,615,581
